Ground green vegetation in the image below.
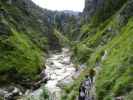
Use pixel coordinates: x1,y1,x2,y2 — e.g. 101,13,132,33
0,0,53,83
62,0,133,100
0,0,133,100
54,29,70,47
61,69,93,100
0,27,43,80
96,18,133,100
92,0,128,26
41,87,49,100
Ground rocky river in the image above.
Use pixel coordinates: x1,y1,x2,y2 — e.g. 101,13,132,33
21,48,78,100
0,48,95,100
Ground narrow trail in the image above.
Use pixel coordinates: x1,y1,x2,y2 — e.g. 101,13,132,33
78,72,96,100
77,50,108,100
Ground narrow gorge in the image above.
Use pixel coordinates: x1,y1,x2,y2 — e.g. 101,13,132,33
0,0,133,100
20,48,78,100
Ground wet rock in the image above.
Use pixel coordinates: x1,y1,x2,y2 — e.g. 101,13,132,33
6,0,12,4
115,96,124,100
22,48,78,100
0,86,23,100
0,89,8,97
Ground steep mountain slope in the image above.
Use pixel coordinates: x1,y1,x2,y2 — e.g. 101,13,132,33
0,0,80,86
61,0,133,100
0,0,61,84
0,0,133,100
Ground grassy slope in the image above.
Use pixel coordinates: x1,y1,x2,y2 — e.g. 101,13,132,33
54,29,70,47
62,0,133,100
96,18,133,100
0,0,49,83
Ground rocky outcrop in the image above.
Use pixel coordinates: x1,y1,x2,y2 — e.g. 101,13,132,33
0,86,23,100
119,0,133,25
83,0,128,24
83,0,96,21
82,0,104,22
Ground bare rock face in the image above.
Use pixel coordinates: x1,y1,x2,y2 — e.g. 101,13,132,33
6,0,12,4
119,0,133,25
83,0,104,21
0,23,11,36
0,86,23,100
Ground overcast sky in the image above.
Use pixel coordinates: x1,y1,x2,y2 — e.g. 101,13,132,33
31,0,85,12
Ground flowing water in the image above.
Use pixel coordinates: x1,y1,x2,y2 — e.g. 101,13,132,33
22,48,78,100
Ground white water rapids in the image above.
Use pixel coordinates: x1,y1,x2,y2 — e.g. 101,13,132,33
22,48,78,100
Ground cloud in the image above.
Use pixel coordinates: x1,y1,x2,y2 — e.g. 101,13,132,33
31,0,85,12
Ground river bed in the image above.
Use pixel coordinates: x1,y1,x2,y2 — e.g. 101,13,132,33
21,48,78,100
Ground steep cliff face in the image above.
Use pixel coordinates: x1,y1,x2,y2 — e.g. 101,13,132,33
83,0,103,22
83,0,128,24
